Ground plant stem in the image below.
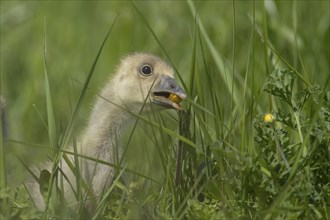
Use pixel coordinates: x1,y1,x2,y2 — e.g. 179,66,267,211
176,110,191,186
293,111,306,157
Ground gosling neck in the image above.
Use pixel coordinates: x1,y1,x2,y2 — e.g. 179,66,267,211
81,97,133,160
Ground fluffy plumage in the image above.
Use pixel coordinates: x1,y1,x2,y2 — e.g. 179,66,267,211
26,53,186,211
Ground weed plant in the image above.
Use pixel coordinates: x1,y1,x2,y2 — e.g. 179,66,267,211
1,1,329,219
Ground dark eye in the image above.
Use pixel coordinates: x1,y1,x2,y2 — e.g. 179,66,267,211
140,65,153,76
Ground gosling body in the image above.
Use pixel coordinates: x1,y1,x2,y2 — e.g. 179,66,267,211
26,53,186,211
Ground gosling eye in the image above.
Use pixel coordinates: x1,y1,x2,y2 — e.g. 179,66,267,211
140,64,153,76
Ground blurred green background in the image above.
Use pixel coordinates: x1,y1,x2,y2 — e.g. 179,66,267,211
1,0,329,192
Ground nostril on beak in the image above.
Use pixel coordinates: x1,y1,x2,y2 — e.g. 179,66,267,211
170,83,176,89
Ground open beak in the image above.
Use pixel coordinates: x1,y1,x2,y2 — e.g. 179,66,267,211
151,75,187,110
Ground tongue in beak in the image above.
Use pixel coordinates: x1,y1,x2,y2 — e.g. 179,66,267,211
151,76,186,110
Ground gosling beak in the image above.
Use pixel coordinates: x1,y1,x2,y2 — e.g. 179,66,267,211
151,75,187,110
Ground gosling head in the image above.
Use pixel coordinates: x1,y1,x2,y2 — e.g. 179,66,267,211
106,53,187,112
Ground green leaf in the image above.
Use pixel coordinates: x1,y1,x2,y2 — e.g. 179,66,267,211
39,169,51,201
293,88,311,111
263,69,295,107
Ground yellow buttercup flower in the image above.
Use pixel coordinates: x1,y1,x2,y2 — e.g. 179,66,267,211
264,113,275,123
169,93,182,103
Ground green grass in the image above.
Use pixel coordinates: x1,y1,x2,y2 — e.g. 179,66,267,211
1,1,329,219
